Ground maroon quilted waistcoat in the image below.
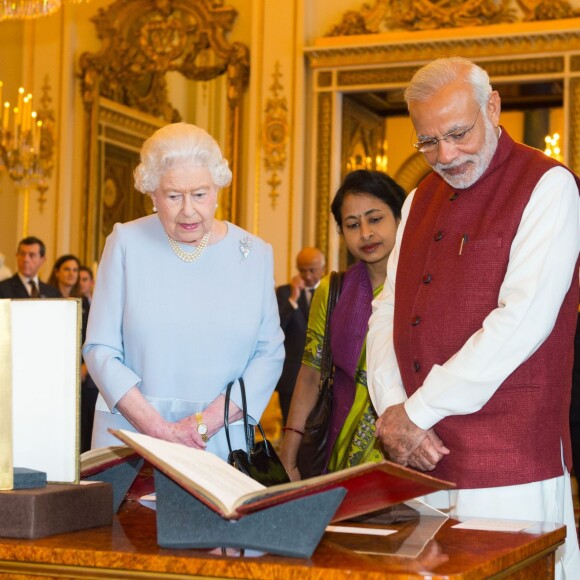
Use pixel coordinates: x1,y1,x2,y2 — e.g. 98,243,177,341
394,129,579,488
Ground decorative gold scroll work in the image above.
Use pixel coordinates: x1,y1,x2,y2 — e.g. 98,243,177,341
327,0,579,36
263,62,289,209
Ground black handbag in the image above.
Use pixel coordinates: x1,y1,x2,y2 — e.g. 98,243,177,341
224,377,290,487
296,271,344,480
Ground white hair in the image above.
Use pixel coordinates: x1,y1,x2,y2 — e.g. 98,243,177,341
404,57,492,108
134,123,232,193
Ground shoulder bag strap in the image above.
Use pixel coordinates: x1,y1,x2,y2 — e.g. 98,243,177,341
225,377,262,456
319,271,344,383
224,378,249,454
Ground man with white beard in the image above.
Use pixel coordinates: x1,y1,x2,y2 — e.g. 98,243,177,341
367,57,580,578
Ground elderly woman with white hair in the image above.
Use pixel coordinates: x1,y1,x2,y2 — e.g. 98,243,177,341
83,123,284,459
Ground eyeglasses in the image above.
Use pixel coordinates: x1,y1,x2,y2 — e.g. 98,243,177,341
413,108,482,154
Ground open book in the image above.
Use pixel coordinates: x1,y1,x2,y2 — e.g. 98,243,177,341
112,429,454,521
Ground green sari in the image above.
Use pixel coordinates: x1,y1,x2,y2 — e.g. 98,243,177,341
302,274,384,472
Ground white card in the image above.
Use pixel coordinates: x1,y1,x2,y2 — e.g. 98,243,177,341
452,518,533,532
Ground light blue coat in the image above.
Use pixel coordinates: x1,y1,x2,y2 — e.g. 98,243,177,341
83,215,285,460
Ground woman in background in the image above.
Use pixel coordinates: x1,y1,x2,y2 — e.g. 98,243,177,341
49,255,83,299
83,123,284,459
280,170,405,479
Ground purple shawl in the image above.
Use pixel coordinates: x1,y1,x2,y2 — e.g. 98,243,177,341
323,261,373,468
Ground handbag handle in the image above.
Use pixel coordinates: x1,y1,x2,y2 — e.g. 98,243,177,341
224,377,271,458
319,271,344,385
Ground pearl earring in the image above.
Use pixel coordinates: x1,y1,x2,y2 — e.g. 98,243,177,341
152,206,157,213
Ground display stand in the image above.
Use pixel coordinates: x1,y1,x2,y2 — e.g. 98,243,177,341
0,481,113,539
154,469,346,558
84,457,144,512
13,467,46,490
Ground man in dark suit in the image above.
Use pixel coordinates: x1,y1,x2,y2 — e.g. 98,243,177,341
275,247,325,423
0,236,61,298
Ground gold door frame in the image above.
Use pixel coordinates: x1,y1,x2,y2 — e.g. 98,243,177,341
305,18,580,258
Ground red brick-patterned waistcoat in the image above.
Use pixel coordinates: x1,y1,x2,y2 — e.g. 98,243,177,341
394,129,579,488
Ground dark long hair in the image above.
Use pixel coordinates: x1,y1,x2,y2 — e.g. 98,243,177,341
48,254,82,297
330,170,406,231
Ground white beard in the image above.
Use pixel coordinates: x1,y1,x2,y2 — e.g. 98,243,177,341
432,117,499,189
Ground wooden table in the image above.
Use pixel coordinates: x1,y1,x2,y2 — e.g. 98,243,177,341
0,500,565,579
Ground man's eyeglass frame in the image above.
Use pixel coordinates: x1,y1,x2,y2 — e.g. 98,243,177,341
412,107,482,154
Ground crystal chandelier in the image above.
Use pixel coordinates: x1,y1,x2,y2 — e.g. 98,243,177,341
544,133,563,162
0,0,92,20
0,0,60,20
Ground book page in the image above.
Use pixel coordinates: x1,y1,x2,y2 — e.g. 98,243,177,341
113,430,266,516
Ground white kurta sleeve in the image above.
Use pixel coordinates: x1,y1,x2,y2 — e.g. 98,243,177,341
367,191,415,415
405,166,580,430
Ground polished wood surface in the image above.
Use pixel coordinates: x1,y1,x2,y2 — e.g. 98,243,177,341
0,499,565,579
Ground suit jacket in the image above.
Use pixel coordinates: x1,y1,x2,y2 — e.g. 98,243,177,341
0,274,61,299
275,284,310,400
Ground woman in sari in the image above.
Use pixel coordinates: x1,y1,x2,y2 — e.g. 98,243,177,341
280,170,406,479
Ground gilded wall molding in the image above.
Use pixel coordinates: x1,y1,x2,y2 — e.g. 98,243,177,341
569,78,580,177
318,71,333,87
328,57,565,90
393,153,432,195
306,23,580,68
316,93,332,256
336,67,418,87
571,55,580,71
263,61,289,209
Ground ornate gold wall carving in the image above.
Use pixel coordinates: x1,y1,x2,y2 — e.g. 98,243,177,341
263,62,289,209
571,55,580,71
477,57,564,76
330,57,564,89
79,0,249,263
318,71,333,87
337,67,418,87
79,0,248,121
569,78,580,181
315,93,332,254
327,0,579,35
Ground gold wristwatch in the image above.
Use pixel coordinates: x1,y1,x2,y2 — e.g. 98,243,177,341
195,412,209,442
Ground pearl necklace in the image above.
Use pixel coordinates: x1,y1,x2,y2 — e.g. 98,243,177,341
166,232,211,263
